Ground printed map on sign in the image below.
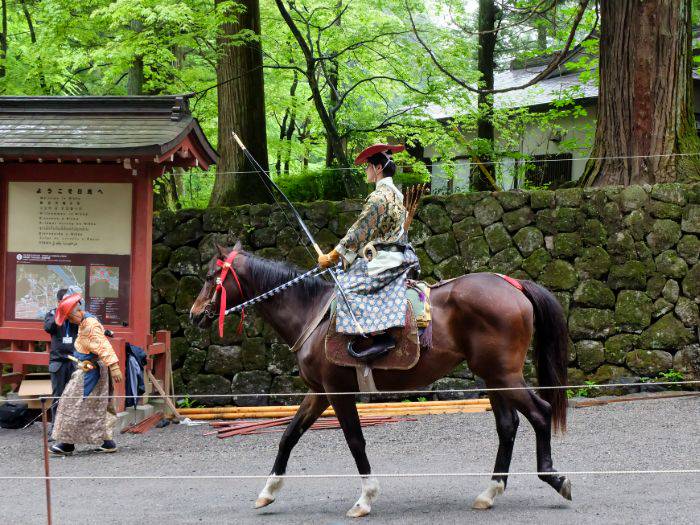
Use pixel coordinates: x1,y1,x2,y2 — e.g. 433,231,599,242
89,266,120,298
15,264,86,319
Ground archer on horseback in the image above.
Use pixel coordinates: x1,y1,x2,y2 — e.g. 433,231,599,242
317,144,419,360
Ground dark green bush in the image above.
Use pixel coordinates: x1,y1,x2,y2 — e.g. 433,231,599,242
274,168,365,201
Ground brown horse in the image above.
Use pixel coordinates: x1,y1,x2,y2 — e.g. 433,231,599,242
190,242,571,517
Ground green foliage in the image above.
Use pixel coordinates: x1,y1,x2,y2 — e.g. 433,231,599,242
274,169,363,202
566,380,597,398
176,395,201,409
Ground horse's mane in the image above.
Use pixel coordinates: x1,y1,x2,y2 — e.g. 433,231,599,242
246,253,332,302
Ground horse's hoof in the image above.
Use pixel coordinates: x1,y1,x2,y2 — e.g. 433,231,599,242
254,497,274,509
472,496,493,510
558,478,572,501
346,503,371,518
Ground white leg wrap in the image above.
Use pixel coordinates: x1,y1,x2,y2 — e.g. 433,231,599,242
346,476,380,518
473,479,505,510
254,475,283,508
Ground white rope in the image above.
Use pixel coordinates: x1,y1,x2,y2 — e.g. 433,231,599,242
189,151,700,176
29,381,700,401
3,469,699,481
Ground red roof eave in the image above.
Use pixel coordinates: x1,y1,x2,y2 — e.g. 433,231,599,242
155,133,215,171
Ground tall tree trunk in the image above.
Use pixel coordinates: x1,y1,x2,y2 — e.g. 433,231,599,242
1,0,7,78
471,0,497,191
20,0,47,92
581,0,700,186
210,0,272,206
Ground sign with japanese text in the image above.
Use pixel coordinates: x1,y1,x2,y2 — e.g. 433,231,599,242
5,182,133,324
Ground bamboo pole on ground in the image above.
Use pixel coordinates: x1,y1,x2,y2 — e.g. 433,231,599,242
184,406,490,420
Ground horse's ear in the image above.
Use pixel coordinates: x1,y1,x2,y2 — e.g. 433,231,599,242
233,240,243,251
215,243,228,258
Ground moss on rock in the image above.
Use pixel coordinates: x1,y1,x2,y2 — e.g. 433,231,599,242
625,349,673,376
575,246,612,279
417,203,452,234
553,233,582,258
485,222,513,252
681,263,700,300
453,217,483,242
461,236,491,271
495,190,529,210
513,226,544,257
605,334,639,365
677,235,700,264
655,250,688,278
573,280,616,308
568,308,615,340
614,290,652,331
530,190,554,210
581,219,608,246
522,247,551,277
474,197,504,226
675,296,699,327
639,314,694,350
490,247,523,274
425,232,459,263
620,185,649,212
607,261,647,290
502,207,534,232
539,260,578,290
434,255,466,280
575,340,605,372
646,219,682,254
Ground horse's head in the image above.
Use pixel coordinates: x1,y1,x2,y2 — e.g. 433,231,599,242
189,240,247,328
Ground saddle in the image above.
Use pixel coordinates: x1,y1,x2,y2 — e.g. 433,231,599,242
324,281,432,370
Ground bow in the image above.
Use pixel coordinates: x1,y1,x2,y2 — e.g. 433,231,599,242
232,133,366,336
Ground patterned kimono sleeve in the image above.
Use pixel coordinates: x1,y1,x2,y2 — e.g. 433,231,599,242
81,317,119,367
335,190,388,265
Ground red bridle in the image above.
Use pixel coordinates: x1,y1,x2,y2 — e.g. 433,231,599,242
215,250,245,337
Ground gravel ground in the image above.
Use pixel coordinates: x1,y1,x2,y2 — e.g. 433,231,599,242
1,395,698,525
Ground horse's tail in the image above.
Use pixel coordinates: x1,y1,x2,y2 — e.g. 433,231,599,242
519,280,568,433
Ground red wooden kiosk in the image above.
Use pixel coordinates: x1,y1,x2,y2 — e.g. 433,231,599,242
0,95,217,410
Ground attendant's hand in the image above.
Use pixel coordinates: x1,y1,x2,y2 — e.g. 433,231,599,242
318,249,340,269
109,363,123,384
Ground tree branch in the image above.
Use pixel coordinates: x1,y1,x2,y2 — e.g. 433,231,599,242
406,0,591,94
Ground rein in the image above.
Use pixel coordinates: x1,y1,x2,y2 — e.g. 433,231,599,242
207,250,328,337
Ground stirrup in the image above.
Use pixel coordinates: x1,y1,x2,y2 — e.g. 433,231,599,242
347,334,395,362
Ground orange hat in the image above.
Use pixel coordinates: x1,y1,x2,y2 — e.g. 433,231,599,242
353,143,405,165
55,293,82,326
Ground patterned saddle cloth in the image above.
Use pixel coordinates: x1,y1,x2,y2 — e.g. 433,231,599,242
324,281,432,370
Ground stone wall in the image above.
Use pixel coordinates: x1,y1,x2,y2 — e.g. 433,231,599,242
151,183,700,405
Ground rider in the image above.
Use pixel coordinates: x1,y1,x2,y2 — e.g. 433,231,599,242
318,144,419,359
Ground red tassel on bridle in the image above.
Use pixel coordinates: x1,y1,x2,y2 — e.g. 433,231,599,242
215,250,245,337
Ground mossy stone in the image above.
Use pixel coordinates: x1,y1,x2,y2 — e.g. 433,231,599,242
513,226,544,257
460,237,491,271
646,273,667,299
681,263,700,300
417,203,451,234
415,248,435,277
655,250,688,278
241,337,267,371
495,190,529,210
502,207,534,232
231,370,272,406
575,246,611,280
575,340,605,372
335,211,359,237
553,233,582,258
287,246,315,269
304,200,335,228
435,256,466,280
168,246,202,276
607,261,647,290
555,188,583,207
554,207,584,233
203,207,236,232
484,223,512,252
474,197,504,226
625,350,673,376
163,217,203,247
539,260,578,290
450,361,474,379
183,322,211,350
624,210,651,241
646,219,682,254
601,202,623,229
408,220,432,246
181,348,207,382
614,290,652,331
522,247,551,278
169,337,190,368
453,217,483,242
152,244,172,272
605,334,638,365
651,183,686,205
582,219,607,246
210,313,244,346
489,247,523,274
677,235,700,265
681,204,700,233
687,183,700,204
251,227,278,249
188,374,232,406
661,279,680,303
567,367,586,386
269,376,307,406
675,296,699,327
175,276,204,314
267,343,298,376
553,292,571,316
606,231,636,259
425,232,459,263
673,345,700,381
568,308,615,340
152,270,179,304
639,314,694,350
445,193,475,222
530,190,554,209
653,298,675,318
591,365,630,384
649,201,683,220
151,304,181,333
573,280,615,308
620,185,649,212
205,345,243,376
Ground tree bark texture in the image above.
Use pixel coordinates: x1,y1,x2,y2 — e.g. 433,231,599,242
582,0,700,186
210,0,272,206
472,0,497,191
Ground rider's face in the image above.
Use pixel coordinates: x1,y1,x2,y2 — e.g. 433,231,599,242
365,163,383,183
